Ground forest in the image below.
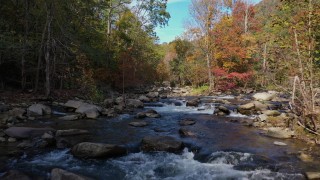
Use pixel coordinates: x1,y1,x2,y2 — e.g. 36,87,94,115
1,0,320,179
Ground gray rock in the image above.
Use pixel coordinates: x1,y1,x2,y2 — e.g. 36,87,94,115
27,104,51,116
146,92,159,98
8,137,16,142
103,99,114,108
139,95,150,102
115,97,124,105
214,106,230,115
76,103,101,119
71,142,127,158
58,114,80,121
305,172,320,180
179,119,196,126
126,99,144,108
141,136,184,153
265,127,294,139
258,114,268,122
186,98,200,107
4,127,55,139
253,92,276,101
51,168,93,180
129,121,148,127
64,100,84,109
101,108,116,117
0,113,9,124
56,129,89,137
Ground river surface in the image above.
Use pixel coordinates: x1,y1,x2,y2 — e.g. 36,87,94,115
1,96,320,179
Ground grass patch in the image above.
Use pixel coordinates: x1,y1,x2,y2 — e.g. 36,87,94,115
191,85,209,95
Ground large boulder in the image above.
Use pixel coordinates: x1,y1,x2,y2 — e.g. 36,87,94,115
253,92,276,101
75,103,101,119
186,98,200,107
27,104,51,116
71,142,127,158
126,99,144,108
64,100,84,109
253,101,268,111
56,129,89,136
141,136,184,153
51,168,92,180
265,127,294,139
4,127,54,139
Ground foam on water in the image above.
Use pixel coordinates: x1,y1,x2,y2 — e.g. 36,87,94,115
10,148,304,180
146,100,214,115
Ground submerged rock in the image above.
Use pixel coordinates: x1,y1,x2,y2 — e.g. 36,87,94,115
129,121,148,127
71,142,127,158
58,114,80,121
56,129,90,136
179,128,196,137
141,136,184,152
51,168,93,180
4,127,54,139
179,119,196,126
273,141,287,146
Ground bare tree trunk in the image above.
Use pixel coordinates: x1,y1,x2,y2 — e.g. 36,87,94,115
21,0,29,90
45,2,53,97
244,3,248,34
35,17,48,92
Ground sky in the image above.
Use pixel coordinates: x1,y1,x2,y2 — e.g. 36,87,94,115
155,0,262,43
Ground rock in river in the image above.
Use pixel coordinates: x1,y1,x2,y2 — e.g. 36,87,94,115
71,142,127,158
56,129,89,136
141,136,184,153
253,92,276,101
179,119,196,126
179,128,196,137
136,109,160,118
186,98,200,107
27,104,51,116
129,121,148,127
265,127,294,139
1,170,31,180
51,168,93,180
4,127,55,139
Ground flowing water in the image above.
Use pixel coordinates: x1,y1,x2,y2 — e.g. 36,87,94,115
2,96,320,179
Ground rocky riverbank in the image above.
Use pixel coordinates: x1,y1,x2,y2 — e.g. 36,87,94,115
1,85,320,179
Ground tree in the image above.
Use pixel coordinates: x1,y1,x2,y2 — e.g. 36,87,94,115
189,0,222,90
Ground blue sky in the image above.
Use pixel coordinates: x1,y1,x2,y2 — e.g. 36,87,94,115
156,0,262,43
